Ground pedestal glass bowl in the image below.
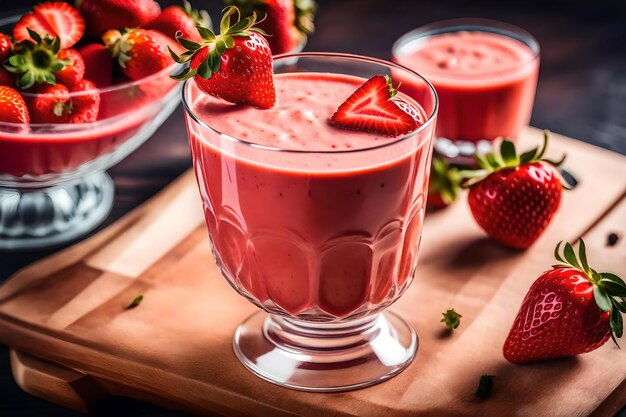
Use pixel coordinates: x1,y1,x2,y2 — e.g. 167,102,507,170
183,53,438,391
0,14,181,251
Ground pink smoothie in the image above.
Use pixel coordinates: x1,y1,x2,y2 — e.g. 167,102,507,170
186,72,436,319
394,30,539,142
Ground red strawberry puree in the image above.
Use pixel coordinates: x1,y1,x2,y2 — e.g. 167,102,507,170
394,30,538,142
186,73,435,319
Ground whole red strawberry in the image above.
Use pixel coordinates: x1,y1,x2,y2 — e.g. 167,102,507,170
0,33,12,62
3,30,80,90
330,75,420,136
77,0,161,37
146,1,210,43
0,86,30,123
465,131,567,249
78,44,114,88
504,240,625,363
68,79,100,123
226,0,317,54
14,2,85,49
28,83,71,123
170,6,276,109
55,49,85,88
103,28,179,81
427,157,461,210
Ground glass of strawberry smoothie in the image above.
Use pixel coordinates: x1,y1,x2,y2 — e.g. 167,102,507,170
392,19,539,162
183,53,438,391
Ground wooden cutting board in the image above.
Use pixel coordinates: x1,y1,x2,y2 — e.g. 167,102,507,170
0,127,625,417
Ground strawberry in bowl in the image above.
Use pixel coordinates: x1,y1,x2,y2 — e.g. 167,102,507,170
0,1,199,250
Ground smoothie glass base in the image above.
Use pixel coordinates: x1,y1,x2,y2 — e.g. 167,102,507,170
234,311,417,392
184,53,438,391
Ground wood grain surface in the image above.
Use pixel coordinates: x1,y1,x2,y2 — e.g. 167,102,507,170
0,128,624,417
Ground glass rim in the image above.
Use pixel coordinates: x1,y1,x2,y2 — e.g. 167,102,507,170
392,18,540,79
182,52,438,155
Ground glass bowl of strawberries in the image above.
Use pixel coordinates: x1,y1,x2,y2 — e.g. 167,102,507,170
0,0,208,250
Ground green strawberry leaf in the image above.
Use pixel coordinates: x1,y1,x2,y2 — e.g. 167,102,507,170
177,37,202,51
563,242,581,269
599,273,626,286
593,284,612,312
197,58,212,79
197,26,216,41
519,148,538,164
599,280,626,297
475,375,494,401
554,242,566,264
500,140,517,165
578,239,591,275
610,307,622,340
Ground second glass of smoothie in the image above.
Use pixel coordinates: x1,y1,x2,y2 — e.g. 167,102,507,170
393,19,539,159
184,53,438,391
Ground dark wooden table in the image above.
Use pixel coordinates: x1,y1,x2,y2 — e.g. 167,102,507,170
1,0,625,415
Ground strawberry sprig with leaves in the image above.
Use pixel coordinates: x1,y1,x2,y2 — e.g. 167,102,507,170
553,240,625,346
169,6,267,82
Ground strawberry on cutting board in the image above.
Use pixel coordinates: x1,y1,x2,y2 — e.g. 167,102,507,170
103,28,180,81
0,86,29,124
4,30,84,90
225,0,317,54
464,131,568,249
13,2,85,49
504,240,625,363
146,1,210,43
170,6,276,109
77,0,161,37
330,75,421,137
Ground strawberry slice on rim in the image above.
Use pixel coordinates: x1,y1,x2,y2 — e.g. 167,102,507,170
330,75,421,137
13,2,85,49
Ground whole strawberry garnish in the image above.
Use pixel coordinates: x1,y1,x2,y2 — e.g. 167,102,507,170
78,44,114,88
4,30,78,90
464,131,567,249
0,86,30,123
76,0,161,37
226,0,317,54
504,240,625,363
330,75,421,136
170,6,276,109
28,83,71,123
146,1,211,43
13,2,85,50
0,33,13,62
103,28,179,81
427,157,461,210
